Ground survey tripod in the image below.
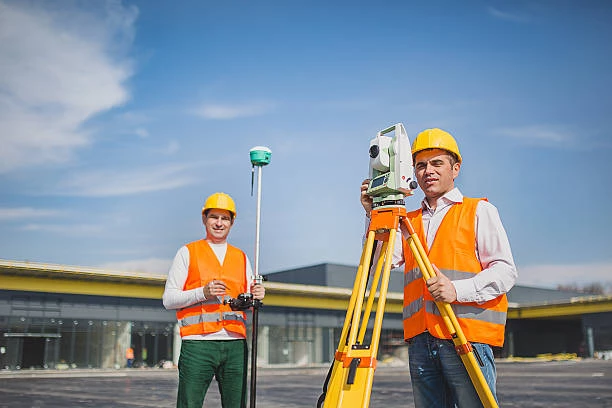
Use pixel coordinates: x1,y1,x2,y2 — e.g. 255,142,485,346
317,123,498,408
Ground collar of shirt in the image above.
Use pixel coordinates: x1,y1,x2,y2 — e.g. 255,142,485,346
420,187,463,248
420,187,463,214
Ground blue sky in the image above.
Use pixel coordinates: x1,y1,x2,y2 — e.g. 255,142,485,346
1,0,611,290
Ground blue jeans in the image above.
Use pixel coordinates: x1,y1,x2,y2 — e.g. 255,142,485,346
408,332,497,408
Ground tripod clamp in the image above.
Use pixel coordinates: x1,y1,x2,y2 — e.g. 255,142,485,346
223,275,267,311
223,293,263,311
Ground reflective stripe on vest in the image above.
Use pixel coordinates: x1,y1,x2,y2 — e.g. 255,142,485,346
179,311,246,327
403,296,507,326
402,197,508,347
403,266,507,325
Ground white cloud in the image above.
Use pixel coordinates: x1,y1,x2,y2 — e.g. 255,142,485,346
192,101,275,119
496,125,572,145
21,222,104,236
134,127,150,138
0,207,64,221
54,163,199,197
488,7,531,23
117,111,150,124
516,261,612,289
98,257,171,275
0,0,137,173
161,140,180,155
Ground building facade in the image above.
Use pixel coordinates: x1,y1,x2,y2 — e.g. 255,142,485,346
0,290,174,369
1,260,611,370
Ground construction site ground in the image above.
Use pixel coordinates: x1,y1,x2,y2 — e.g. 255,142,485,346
1,358,611,407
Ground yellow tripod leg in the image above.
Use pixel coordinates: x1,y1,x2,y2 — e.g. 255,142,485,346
323,228,397,408
323,231,376,408
403,219,499,408
357,240,389,344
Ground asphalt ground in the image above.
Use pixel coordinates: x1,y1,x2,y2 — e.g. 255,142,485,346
0,359,611,407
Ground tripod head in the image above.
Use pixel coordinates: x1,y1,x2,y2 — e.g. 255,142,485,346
223,275,267,311
224,292,263,311
367,123,418,208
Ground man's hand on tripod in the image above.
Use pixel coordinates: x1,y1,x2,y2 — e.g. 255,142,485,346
360,179,373,217
426,265,457,303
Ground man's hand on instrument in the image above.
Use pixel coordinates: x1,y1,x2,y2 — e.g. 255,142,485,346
203,280,227,298
360,179,373,217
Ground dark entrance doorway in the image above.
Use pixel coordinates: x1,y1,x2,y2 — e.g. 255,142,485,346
21,337,45,368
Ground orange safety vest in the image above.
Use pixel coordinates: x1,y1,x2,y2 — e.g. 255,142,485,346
176,239,248,338
402,197,508,347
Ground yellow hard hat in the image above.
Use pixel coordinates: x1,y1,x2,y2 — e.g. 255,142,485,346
202,192,236,217
412,128,462,163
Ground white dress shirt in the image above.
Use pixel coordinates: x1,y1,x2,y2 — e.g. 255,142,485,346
368,187,517,304
162,241,254,340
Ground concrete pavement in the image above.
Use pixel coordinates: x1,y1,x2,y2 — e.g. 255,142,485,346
1,359,611,407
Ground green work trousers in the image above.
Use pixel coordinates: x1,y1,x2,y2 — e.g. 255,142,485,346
177,339,248,408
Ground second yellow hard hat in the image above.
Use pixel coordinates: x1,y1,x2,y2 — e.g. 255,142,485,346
202,192,236,217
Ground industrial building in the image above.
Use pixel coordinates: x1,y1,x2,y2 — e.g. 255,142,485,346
1,259,611,370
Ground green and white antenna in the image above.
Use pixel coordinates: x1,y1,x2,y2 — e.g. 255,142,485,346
250,146,272,167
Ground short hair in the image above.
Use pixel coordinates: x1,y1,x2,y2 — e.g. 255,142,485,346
413,148,460,166
203,208,235,221
446,151,460,166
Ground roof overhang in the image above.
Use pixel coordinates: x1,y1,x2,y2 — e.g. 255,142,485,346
2,259,611,316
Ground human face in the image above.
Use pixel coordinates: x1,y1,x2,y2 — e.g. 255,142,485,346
414,149,460,206
203,209,234,244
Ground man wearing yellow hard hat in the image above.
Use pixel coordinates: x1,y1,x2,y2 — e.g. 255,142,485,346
163,192,265,408
360,129,517,407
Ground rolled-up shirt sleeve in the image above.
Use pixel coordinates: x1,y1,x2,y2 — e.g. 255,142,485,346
453,201,518,304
